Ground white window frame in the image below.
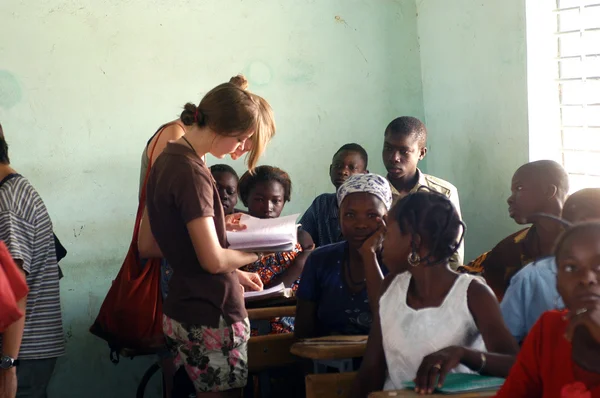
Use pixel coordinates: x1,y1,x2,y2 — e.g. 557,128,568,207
527,0,600,192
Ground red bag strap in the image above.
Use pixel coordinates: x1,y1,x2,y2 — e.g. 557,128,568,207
132,122,185,242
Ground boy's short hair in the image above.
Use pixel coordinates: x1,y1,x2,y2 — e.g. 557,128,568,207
333,143,368,169
384,116,427,146
210,164,239,180
519,160,569,201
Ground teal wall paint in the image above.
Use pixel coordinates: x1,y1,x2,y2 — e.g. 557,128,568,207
416,0,530,262
0,0,423,396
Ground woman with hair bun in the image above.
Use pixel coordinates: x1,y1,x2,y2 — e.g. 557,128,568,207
138,75,276,397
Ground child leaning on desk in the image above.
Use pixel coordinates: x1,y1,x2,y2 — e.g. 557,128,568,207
350,189,519,397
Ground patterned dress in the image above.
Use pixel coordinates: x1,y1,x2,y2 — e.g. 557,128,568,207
458,227,540,300
241,243,303,335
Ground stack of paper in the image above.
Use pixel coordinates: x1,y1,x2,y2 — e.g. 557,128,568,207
243,283,292,302
227,213,300,252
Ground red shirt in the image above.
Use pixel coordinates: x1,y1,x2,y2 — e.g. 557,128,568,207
0,240,28,332
496,311,600,398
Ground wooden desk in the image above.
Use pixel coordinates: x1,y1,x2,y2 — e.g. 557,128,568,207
291,336,368,374
247,305,296,321
290,336,368,360
368,390,497,397
245,295,297,309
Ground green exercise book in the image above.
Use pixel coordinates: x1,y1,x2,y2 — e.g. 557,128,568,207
403,373,505,394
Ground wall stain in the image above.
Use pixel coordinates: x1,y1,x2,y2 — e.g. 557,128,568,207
0,70,22,109
355,45,368,64
283,58,315,84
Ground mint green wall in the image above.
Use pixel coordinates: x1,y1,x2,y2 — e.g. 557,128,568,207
416,0,530,262
0,0,423,396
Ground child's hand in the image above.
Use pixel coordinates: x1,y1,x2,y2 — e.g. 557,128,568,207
565,302,600,344
226,213,247,232
414,346,464,395
237,270,263,292
358,218,386,257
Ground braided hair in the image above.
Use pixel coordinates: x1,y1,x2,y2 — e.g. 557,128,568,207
393,188,465,265
554,221,600,262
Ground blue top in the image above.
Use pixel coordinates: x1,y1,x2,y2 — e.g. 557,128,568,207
500,256,564,343
296,241,387,336
299,193,341,248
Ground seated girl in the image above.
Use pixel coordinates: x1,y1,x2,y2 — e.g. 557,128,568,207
210,164,244,215
238,166,314,292
351,190,519,397
295,173,391,338
496,221,600,397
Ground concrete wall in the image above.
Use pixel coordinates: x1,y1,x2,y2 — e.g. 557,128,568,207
416,0,530,261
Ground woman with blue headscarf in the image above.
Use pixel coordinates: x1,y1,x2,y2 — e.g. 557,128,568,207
295,174,392,338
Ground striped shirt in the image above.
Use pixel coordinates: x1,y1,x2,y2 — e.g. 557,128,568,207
299,193,341,248
0,174,64,359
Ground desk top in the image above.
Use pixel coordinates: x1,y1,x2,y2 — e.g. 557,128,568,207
290,336,368,360
247,305,296,320
368,389,497,397
245,295,297,309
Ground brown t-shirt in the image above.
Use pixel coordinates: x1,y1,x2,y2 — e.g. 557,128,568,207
146,142,246,327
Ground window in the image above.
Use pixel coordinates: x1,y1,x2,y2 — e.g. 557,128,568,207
554,0,600,191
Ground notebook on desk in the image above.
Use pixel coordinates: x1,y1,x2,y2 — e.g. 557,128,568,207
403,373,504,394
227,213,300,252
299,335,368,345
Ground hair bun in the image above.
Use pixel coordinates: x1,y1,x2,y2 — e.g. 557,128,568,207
229,75,249,90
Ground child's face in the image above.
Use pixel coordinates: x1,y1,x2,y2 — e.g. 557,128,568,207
213,171,239,215
507,168,548,224
329,150,367,189
382,133,425,181
247,181,286,219
557,229,600,312
339,192,387,250
381,207,412,274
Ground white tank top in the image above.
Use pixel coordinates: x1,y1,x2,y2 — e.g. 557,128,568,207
379,272,487,390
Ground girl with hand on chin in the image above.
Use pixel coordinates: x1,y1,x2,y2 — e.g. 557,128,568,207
496,221,600,397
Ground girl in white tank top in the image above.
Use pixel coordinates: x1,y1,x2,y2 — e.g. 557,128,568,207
350,190,519,397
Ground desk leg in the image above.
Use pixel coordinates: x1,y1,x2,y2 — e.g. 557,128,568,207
259,371,271,398
313,359,354,374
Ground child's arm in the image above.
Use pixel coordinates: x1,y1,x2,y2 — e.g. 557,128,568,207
269,229,315,288
294,251,319,339
298,199,320,246
349,274,395,398
358,220,385,315
413,279,519,394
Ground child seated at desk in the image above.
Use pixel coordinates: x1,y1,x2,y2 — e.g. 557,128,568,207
210,163,243,215
350,190,518,397
238,166,314,333
496,221,600,397
501,188,600,343
459,160,569,300
299,143,369,247
295,173,391,338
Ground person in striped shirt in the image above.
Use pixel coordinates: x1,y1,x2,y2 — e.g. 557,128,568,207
0,123,64,398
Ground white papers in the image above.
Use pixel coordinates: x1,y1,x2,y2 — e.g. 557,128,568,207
227,213,300,252
243,283,292,301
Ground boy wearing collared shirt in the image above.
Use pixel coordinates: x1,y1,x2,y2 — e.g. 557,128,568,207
382,116,463,268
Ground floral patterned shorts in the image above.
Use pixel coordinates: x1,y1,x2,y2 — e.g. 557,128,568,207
162,315,250,393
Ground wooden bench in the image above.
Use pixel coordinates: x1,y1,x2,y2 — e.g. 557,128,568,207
305,372,357,398
246,304,299,398
368,390,498,397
